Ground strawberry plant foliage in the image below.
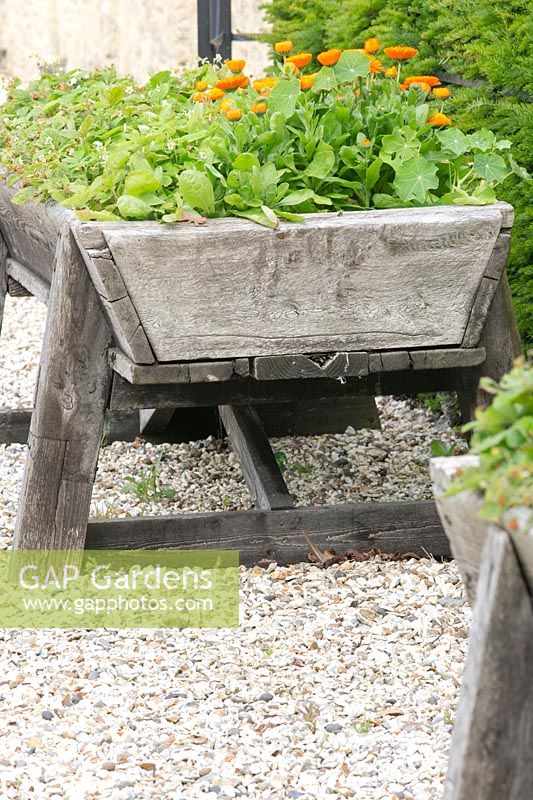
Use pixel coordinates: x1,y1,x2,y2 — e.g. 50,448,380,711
0,45,527,227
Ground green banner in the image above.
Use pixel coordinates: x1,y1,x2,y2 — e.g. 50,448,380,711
0,550,239,629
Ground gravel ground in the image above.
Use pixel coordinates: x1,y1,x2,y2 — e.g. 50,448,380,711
0,295,471,798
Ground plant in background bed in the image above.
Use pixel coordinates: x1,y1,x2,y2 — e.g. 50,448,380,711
262,0,533,345
0,41,527,231
447,356,533,523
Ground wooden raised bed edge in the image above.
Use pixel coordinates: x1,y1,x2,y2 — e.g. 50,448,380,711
432,456,533,800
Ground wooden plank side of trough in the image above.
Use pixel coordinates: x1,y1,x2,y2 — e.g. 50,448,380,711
98,206,505,361
444,527,533,800
109,347,486,386
85,500,449,564
0,181,74,284
109,367,481,410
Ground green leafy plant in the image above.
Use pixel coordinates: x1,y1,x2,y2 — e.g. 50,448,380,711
120,456,177,503
262,0,532,344
0,45,526,230
447,356,533,521
430,439,457,458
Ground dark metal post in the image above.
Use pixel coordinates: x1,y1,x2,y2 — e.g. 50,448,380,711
197,0,232,62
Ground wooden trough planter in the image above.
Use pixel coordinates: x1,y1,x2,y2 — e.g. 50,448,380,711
0,179,521,561
432,457,533,800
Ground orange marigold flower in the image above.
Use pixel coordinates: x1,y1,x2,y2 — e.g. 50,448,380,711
195,80,208,91
286,52,313,69
384,66,397,77
404,75,441,87
383,46,419,60
317,49,343,66
300,73,316,90
253,77,277,91
207,87,225,101
399,81,409,90
192,91,205,102
225,59,246,73
216,76,245,91
226,108,243,121
238,75,250,88
250,101,267,114
275,40,293,54
370,59,383,73
364,37,380,54
408,80,432,93
220,98,235,111
429,112,452,126
362,138,371,146
433,86,451,99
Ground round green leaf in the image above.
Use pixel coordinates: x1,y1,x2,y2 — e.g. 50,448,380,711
473,154,508,185
393,157,439,202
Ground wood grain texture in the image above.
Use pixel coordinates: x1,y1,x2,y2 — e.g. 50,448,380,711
139,407,175,435
0,179,73,284
258,396,380,436
458,275,522,418
431,456,532,601
88,205,506,361
108,348,248,384
72,223,155,364
6,257,50,303
219,405,294,510
110,367,484,411
444,527,533,800
7,277,32,298
13,229,112,550
85,500,450,563
252,351,369,380
482,232,510,280
0,230,7,335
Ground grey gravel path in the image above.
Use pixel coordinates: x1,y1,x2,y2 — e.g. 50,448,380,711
0,295,470,798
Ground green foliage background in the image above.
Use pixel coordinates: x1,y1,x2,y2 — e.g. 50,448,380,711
262,0,532,344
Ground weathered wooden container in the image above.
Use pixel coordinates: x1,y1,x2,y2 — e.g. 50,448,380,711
432,457,532,800
0,179,521,559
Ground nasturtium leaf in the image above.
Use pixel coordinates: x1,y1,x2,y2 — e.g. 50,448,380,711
306,141,335,180
509,155,531,181
495,139,513,151
268,78,300,118
393,156,439,202
312,67,338,92
466,129,496,152
117,194,154,219
381,127,419,163
473,154,508,184
178,169,215,215
436,128,469,156
333,51,370,82
124,169,160,196
233,153,260,171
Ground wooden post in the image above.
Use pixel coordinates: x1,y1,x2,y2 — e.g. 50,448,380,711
444,527,533,800
0,230,7,336
457,275,521,422
13,228,112,550
219,404,294,510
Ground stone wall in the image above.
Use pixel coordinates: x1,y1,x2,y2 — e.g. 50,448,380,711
0,0,269,83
